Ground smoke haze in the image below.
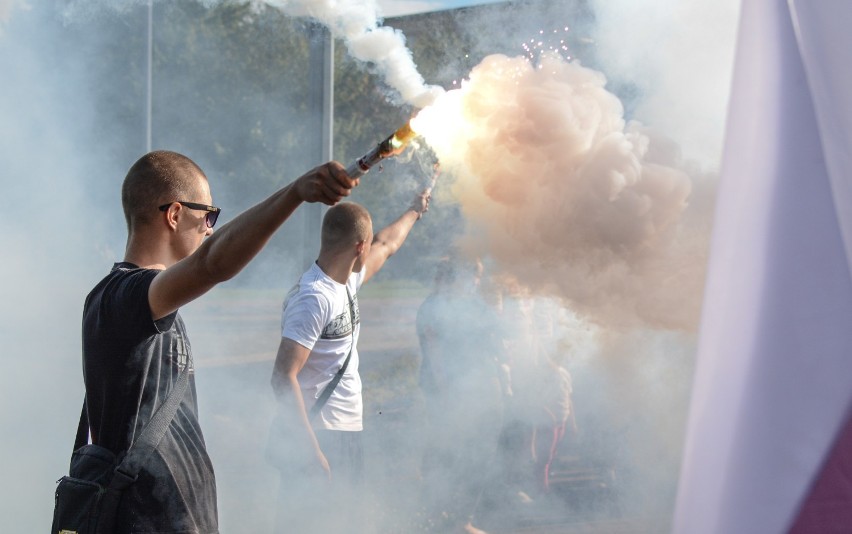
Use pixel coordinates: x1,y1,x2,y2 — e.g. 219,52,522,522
590,0,740,165
0,4,122,529
257,0,444,106
0,0,738,531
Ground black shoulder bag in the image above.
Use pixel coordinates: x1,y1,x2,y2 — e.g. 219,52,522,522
309,287,356,419
51,362,189,534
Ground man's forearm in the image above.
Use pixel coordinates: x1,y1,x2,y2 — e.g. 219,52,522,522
274,376,324,455
190,161,355,285
362,188,428,283
193,182,303,284
372,209,420,256
148,162,355,321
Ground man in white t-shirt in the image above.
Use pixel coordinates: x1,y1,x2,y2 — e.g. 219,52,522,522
269,192,429,532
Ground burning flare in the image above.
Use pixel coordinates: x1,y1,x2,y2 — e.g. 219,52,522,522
345,120,418,178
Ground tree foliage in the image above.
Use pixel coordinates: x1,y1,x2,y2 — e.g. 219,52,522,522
78,0,594,284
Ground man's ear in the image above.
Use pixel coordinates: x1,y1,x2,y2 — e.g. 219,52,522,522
355,239,367,255
163,203,180,231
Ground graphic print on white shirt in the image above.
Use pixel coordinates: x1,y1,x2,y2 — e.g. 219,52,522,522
320,291,360,340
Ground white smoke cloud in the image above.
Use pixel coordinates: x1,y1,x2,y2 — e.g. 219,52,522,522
255,0,443,106
414,53,709,330
589,0,740,165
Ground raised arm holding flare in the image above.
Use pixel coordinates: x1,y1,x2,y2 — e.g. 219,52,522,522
77,150,357,533
268,187,431,533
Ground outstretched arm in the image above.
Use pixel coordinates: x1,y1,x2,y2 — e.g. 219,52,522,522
271,337,331,479
361,189,430,284
149,162,358,320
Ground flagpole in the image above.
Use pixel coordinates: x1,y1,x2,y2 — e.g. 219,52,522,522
146,0,153,153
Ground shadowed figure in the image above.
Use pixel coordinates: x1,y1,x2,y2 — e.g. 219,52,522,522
416,257,505,534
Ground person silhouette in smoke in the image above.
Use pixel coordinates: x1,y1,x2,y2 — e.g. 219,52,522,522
268,190,430,533
493,277,544,505
530,342,577,496
416,256,505,534
79,150,357,533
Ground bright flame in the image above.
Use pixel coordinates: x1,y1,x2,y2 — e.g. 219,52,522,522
388,121,416,153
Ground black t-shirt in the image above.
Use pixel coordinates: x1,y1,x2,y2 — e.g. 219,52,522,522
82,262,218,533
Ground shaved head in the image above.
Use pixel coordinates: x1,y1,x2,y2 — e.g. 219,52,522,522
321,202,372,252
121,150,207,233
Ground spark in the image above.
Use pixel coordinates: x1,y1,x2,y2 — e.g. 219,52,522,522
519,24,574,65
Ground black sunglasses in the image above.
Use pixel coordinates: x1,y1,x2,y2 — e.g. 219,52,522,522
158,201,221,228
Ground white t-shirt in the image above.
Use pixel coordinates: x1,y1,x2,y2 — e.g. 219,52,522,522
281,263,366,431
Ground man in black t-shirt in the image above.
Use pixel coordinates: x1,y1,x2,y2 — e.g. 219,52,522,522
81,150,357,533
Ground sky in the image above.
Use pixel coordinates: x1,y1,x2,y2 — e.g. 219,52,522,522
377,0,506,17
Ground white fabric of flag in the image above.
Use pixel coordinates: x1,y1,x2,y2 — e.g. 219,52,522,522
673,0,852,533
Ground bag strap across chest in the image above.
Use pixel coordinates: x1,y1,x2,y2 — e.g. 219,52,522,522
74,355,191,488
309,287,356,419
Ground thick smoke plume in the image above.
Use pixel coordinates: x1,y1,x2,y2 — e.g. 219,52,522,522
590,0,739,166
413,53,711,330
255,0,443,107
